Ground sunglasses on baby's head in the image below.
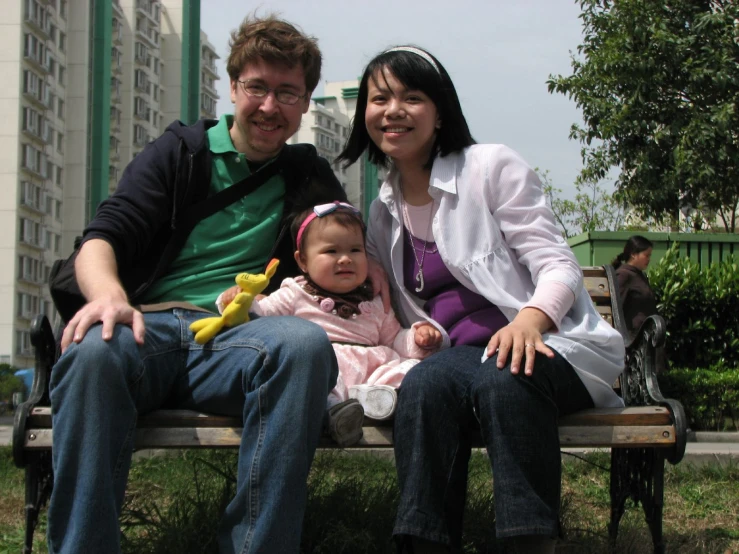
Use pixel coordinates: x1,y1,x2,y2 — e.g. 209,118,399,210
313,201,361,217
296,201,363,248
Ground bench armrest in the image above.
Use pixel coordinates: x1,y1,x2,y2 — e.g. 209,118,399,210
13,315,56,468
603,265,687,464
621,314,688,464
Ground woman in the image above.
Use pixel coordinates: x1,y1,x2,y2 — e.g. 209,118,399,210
338,46,625,553
612,235,657,335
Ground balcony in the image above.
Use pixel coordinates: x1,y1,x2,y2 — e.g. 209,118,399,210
19,196,44,215
19,271,43,286
201,61,219,78
24,14,52,41
22,125,51,146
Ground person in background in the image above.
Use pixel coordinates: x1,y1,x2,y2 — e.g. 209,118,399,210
338,45,625,553
612,235,658,335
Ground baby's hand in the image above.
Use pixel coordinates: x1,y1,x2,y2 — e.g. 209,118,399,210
221,285,241,307
415,323,442,350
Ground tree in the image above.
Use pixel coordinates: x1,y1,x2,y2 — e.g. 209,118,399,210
548,0,739,232
539,169,626,237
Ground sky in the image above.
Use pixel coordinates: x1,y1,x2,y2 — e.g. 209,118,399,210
200,0,589,197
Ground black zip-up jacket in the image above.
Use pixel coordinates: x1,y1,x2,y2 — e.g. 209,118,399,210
77,119,347,308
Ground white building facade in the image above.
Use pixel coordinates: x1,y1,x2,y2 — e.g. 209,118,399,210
0,0,215,367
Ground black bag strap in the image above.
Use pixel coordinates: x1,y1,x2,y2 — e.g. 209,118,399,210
177,158,283,229
138,158,284,300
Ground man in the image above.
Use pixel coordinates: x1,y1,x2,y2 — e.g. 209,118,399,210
48,15,346,554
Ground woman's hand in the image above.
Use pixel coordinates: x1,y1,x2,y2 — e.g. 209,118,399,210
486,308,555,376
415,323,442,350
367,257,391,312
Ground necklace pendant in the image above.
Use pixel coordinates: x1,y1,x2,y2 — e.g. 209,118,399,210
415,268,424,293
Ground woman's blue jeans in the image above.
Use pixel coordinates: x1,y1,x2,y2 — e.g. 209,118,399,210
392,345,594,549
47,310,338,554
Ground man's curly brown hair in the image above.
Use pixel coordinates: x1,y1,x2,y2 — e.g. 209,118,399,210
227,14,322,94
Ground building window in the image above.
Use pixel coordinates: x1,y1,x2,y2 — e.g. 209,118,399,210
55,199,62,221
58,65,66,86
59,0,67,20
134,69,150,94
16,330,32,356
134,42,148,65
19,218,42,247
16,293,39,320
22,144,45,176
24,0,49,33
18,255,43,284
133,124,148,146
56,131,64,153
20,181,42,211
57,98,65,120
23,33,46,67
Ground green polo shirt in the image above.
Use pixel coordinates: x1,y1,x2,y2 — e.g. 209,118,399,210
139,114,285,311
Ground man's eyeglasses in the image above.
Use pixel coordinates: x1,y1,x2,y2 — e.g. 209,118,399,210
237,80,306,105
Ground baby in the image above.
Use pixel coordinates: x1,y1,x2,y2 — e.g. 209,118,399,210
218,202,441,446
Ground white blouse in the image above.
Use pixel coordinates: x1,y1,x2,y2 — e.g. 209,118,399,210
366,144,626,408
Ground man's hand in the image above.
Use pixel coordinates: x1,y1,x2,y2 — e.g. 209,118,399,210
367,257,391,313
60,293,145,353
220,285,241,308
415,323,442,350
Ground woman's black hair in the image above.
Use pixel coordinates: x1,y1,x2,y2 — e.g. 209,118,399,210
337,45,476,169
612,235,653,269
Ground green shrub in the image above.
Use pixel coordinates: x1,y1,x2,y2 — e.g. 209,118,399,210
659,365,739,431
648,245,739,369
0,363,23,407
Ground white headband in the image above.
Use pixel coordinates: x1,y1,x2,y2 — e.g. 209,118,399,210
383,46,441,75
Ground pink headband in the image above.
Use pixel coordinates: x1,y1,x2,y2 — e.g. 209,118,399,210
296,202,362,249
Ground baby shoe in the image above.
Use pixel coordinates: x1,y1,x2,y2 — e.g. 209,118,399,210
348,384,397,421
327,398,364,447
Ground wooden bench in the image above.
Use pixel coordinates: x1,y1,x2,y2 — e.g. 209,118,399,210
12,266,687,554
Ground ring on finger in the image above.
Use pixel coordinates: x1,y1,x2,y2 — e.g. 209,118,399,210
525,343,535,348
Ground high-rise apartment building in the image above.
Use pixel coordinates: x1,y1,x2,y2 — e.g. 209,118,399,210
200,30,219,119
0,0,214,366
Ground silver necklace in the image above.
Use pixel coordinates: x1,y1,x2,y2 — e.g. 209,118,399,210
401,196,434,293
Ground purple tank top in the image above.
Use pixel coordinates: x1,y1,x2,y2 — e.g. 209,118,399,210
402,228,508,346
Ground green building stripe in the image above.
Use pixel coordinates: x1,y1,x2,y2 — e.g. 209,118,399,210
88,0,112,221
181,0,201,124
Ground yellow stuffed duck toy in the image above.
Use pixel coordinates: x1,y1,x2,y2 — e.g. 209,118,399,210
189,258,280,344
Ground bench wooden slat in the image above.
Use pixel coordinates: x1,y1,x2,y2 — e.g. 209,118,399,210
558,406,672,426
583,276,611,303
27,406,673,430
22,423,676,450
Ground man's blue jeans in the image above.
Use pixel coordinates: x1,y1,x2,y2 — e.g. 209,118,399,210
47,310,338,554
392,345,594,550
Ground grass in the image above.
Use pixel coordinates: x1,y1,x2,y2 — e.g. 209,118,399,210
0,446,737,553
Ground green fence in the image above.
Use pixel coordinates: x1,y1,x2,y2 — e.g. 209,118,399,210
567,231,739,268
